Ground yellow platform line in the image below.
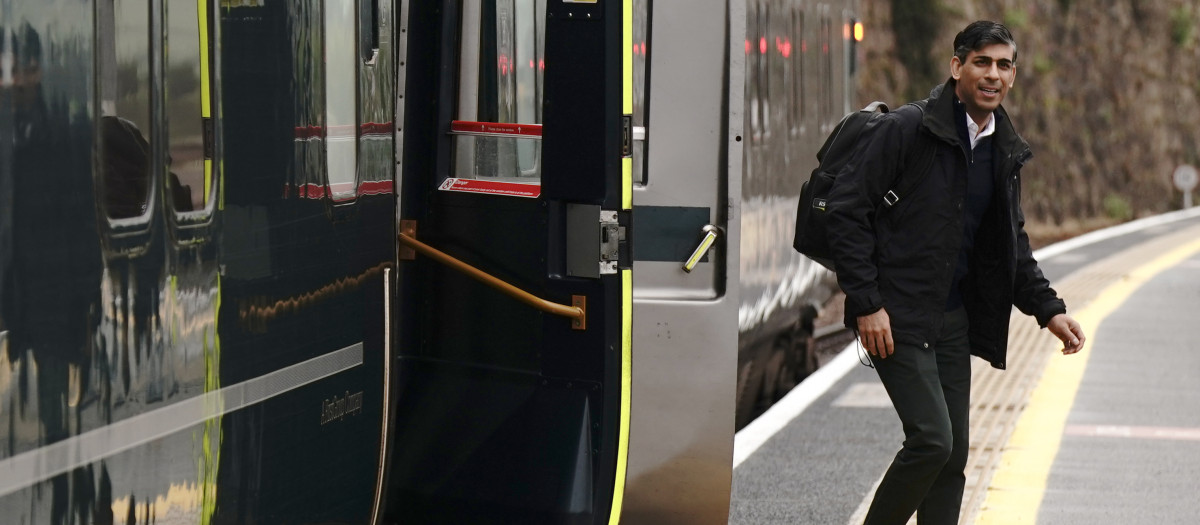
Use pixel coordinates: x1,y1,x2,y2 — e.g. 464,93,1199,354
975,236,1200,524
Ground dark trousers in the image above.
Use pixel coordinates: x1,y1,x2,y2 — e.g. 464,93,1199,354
863,308,971,525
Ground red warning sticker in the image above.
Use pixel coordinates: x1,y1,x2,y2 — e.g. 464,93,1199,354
438,178,541,199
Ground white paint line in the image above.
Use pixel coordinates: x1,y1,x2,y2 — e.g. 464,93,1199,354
0,343,363,498
1065,424,1200,442
1033,207,1200,261
733,340,860,468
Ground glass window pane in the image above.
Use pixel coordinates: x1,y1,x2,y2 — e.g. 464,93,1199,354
360,0,379,63
326,0,358,200
789,7,805,137
632,0,648,185
452,0,544,183
758,3,771,139
745,1,761,144
821,12,833,131
166,0,208,213
100,0,154,220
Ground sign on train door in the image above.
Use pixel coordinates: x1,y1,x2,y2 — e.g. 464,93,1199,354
384,1,633,523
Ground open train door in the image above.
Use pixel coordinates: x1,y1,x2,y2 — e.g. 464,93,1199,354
384,1,635,523
620,0,741,523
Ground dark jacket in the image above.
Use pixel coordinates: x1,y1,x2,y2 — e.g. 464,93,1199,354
826,80,1066,369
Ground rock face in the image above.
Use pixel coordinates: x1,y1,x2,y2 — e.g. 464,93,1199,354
857,0,1200,243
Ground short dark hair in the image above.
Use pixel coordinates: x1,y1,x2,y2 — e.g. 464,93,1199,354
953,21,1017,63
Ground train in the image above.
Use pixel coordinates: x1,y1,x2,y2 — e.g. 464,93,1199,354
0,0,857,523
736,0,859,429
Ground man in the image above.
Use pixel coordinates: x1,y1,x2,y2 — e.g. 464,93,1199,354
825,21,1087,524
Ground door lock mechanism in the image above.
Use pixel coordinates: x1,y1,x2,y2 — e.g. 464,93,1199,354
567,205,628,278
599,210,625,275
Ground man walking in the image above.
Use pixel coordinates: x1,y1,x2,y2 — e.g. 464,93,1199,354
826,21,1087,524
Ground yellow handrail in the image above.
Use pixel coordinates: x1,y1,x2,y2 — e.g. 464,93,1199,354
397,233,586,329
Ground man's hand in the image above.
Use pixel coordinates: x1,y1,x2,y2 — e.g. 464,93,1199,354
857,308,895,359
1046,313,1086,355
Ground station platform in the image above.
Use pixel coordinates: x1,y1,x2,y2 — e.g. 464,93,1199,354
730,208,1200,524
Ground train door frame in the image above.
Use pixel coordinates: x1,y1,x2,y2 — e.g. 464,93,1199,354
384,1,632,522
373,1,411,523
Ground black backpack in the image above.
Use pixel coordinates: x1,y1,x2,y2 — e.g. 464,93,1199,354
792,100,936,272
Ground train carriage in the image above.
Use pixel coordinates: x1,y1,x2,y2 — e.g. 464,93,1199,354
0,0,857,523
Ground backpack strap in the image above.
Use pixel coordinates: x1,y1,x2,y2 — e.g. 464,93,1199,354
881,100,936,208
817,101,890,163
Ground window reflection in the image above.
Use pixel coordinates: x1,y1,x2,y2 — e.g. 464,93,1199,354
359,0,379,63
454,0,545,181
166,0,208,213
325,0,358,200
99,0,153,221
820,11,833,131
788,7,805,137
631,0,648,184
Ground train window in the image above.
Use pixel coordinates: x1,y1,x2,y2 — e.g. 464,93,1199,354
788,7,805,137
745,1,761,144
360,0,380,63
631,0,648,185
326,0,359,201
756,1,771,140
98,0,155,221
820,10,834,132
165,0,214,215
450,0,545,188
769,3,788,140
746,0,770,144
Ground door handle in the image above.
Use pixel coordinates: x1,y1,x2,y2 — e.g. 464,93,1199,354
682,225,720,273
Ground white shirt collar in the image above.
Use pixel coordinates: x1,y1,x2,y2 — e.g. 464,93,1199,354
966,112,995,149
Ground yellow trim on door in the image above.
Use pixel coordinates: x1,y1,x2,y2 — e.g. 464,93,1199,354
620,0,633,211
608,269,633,525
198,0,213,206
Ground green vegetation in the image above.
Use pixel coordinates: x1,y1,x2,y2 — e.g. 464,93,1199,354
1103,194,1134,221
1003,9,1027,31
1032,54,1054,75
1170,6,1193,47
891,0,943,100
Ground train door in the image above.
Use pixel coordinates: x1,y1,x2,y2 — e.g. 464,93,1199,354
621,0,741,523
385,1,631,523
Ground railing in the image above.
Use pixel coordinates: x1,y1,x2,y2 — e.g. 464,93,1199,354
397,231,586,330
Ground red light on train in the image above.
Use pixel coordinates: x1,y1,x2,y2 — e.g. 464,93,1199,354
759,37,767,55
745,39,751,55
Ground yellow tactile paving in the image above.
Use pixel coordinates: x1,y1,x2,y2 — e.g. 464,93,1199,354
959,222,1200,525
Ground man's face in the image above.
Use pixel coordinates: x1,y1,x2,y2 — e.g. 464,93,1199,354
951,43,1016,123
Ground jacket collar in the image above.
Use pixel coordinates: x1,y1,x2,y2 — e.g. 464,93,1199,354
923,79,1031,162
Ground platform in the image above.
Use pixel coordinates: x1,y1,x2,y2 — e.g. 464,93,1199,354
730,208,1200,524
